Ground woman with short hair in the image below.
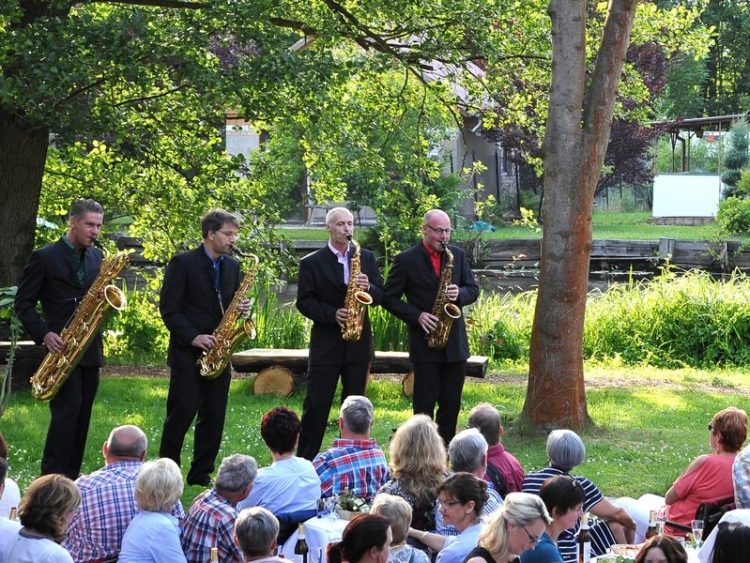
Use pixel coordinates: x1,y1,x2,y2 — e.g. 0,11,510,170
327,514,392,563
234,507,292,563
5,474,80,563
370,494,429,563
119,458,187,562
633,535,687,563
465,492,551,563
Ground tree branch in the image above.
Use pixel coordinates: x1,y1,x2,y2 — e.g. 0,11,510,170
91,0,209,10
111,85,186,108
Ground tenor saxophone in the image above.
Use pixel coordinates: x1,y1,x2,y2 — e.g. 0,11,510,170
426,242,462,350
30,241,129,401
198,248,258,379
341,235,373,342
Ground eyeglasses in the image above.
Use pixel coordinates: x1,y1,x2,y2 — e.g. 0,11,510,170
437,499,463,508
708,422,715,432
424,225,452,235
217,230,239,239
521,526,542,546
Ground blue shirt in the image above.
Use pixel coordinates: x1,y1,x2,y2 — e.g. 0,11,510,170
436,521,484,563
519,532,563,563
238,456,321,514
119,511,186,563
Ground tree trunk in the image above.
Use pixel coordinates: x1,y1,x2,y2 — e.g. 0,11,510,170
522,0,638,429
0,109,49,286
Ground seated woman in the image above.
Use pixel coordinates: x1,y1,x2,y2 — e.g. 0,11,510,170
4,474,80,563
378,415,448,533
522,429,636,562
119,458,187,562
328,514,392,563
370,494,429,563
709,521,750,563
520,475,586,563
633,535,687,563
407,473,488,563
234,506,293,563
637,407,747,536
465,492,551,563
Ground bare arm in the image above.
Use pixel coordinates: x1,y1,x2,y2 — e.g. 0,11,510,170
406,527,446,552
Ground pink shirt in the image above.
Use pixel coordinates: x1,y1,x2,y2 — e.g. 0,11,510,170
484,443,525,493
666,453,736,528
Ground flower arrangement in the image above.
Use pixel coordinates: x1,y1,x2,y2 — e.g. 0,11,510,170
335,489,369,520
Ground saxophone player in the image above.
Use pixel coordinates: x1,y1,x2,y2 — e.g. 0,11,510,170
15,198,106,479
159,208,250,486
296,207,384,460
383,209,479,445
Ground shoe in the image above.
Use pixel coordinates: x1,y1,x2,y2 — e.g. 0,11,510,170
187,475,213,487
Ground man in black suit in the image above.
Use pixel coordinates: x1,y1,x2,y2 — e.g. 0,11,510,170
15,198,106,478
296,207,383,460
384,209,479,444
159,208,249,486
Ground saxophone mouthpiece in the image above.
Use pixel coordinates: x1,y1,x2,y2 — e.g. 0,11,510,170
346,234,353,242
91,238,104,250
440,241,448,250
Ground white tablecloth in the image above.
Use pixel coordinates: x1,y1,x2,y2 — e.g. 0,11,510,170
281,515,349,563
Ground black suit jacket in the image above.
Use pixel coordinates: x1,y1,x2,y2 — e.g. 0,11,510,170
296,245,383,366
383,242,479,363
160,245,242,366
15,238,105,367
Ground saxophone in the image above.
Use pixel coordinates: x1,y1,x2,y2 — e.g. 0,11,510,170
426,242,462,350
341,235,373,342
198,249,258,379
30,241,129,401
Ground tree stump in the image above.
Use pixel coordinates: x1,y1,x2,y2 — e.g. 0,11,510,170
401,371,414,397
253,365,295,397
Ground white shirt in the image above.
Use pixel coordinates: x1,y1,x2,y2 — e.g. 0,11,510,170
119,511,187,563
238,456,321,514
0,477,22,518
0,517,23,561
4,529,73,563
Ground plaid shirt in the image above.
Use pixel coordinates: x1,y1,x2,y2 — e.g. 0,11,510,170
313,438,390,498
182,488,243,563
63,460,185,563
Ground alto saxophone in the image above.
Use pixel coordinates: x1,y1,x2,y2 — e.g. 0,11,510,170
30,240,129,401
341,235,373,342
426,242,462,350
198,248,258,379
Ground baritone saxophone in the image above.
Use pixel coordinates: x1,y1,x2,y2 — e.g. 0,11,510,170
30,240,129,401
341,235,373,342
198,248,258,379
426,242,462,350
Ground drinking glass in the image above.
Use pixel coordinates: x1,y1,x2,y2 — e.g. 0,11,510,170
691,519,704,547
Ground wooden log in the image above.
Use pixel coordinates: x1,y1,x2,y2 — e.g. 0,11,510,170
253,365,295,396
401,372,414,397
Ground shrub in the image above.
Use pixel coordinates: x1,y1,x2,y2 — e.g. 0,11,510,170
104,286,169,365
465,292,534,361
716,197,750,234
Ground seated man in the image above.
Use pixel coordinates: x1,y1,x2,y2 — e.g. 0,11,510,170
313,395,390,499
0,458,22,561
182,453,258,563
467,403,524,495
238,407,321,517
63,424,185,563
436,428,504,535
733,440,750,508
234,507,293,563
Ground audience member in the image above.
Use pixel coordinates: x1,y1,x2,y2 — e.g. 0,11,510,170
709,521,750,563
467,403,525,495
520,475,586,563
314,395,390,499
378,414,448,532
238,407,321,516
732,440,750,508
634,535,687,563
4,474,80,563
522,429,635,562
234,507,293,563
409,473,488,563
63,425,184,563
327,513,392,563
697,508,750,563
182,453,258,563
119,458,187,562
0,458,22,561
370,494,429,563
0,431,21,518
464,492,551,563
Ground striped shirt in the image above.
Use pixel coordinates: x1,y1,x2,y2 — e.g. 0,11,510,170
313,438,390,498
522,467,615,562
181,489,243,563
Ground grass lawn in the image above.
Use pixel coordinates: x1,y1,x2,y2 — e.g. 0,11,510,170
2,365,749,506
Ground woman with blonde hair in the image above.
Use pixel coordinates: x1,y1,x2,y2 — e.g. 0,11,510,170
119,458,186,562
378,415,448,531
464,493,551,563
5,474,80,563
370,494,429,563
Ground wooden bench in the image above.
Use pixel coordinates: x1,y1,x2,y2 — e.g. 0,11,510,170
232,348,489,396
0,340,45,390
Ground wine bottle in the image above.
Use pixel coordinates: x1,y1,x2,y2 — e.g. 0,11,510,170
295,523,309,563
645,509,658,539
8,507,17,521
577,512,591,563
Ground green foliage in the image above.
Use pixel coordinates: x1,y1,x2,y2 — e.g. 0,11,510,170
0,286,21,415
716,197,750,235
250,280,307,350
720,119,749,197
466,292,534,361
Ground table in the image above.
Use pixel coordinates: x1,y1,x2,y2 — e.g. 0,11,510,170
281,514,349,563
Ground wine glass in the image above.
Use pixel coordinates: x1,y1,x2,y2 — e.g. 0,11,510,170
691,519,704,547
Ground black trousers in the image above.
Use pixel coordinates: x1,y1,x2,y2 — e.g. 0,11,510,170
159,353,231,483
42,365,100,479
297,361,369,460
412,361,466,445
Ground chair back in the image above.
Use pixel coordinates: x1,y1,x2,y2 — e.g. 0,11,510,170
697,496,736,538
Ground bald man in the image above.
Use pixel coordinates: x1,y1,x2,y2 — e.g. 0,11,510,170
384,209,479,444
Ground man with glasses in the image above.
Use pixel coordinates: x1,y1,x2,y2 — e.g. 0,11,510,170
159,208,249,486
384,209,479,444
